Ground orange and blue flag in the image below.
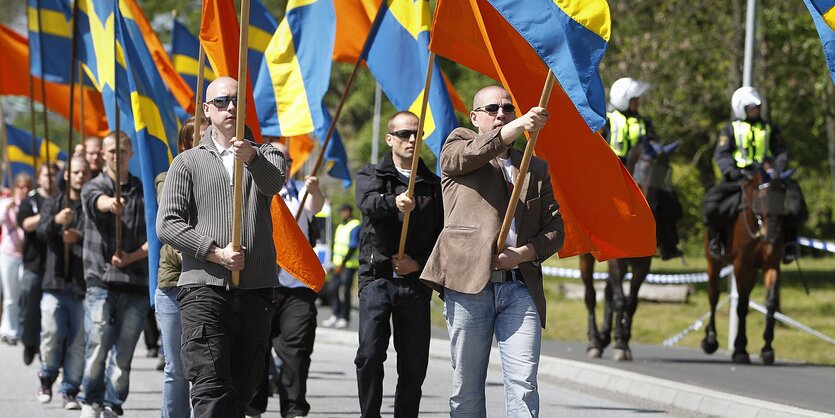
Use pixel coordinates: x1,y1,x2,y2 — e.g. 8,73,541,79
253,0,351,187
3,123,67,186
804,0,835,84
170,19,216,102
430,0,655,260
356,0,459,160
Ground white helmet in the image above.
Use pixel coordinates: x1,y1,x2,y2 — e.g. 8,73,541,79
609,77,650,112
731,86,762,120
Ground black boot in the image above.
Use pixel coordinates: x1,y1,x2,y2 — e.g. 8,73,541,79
708,228,724,259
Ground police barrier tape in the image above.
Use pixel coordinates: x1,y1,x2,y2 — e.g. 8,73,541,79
541,265,734,284
798,236,835,254
543,236,830,284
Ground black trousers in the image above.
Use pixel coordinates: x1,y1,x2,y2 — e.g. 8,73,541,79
332,267,356,321
143,306,160,351
355,278,431,418
179,285,279,418
250,287,318,417
19,269,42,348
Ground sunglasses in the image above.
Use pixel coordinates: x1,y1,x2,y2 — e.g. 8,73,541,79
388,129,420,139
474,103,516,114
207,95,238,109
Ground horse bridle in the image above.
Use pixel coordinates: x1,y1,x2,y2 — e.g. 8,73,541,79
739,180,765,240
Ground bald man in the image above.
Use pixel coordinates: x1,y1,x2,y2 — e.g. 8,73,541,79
422,86,564,417
157,77,287,417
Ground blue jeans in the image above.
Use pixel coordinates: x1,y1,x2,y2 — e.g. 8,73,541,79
40,289,85,395
444,281,542,418
81,286,149,410
155,287,191,418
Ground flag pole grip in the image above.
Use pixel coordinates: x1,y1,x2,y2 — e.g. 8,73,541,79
231,0,252,287
495,70,555,254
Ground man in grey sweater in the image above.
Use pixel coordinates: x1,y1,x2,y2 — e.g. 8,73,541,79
157,76,286,418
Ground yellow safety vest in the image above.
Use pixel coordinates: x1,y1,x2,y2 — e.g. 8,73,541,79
731,120,771,168
333,218,360,269
608,110,646,158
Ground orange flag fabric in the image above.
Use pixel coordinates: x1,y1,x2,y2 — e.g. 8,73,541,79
429,0,656,260
0,24,108,137
123,0,195,114
200,0,262,143
271,196,325,292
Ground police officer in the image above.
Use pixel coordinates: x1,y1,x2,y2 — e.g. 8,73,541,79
323,205,360,328
603,77,683,260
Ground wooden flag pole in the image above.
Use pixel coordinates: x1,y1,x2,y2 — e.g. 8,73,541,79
0,98,8,190
495,70,555,253
294,0,388,221
113,4,122,258
230,0,252,287
26,6,38,171
193,45,206,147
35,4,53,192
79,61,85,141
64,0,81,278
396,52,435,259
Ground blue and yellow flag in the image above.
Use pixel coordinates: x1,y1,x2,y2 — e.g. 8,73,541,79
254,0,351,187
362,0,458,160
804,0,835,84
249,0,278,86
486,0,610,132
27,0,73,84
3,123,67,186
76,0,180,302
170,19,216,100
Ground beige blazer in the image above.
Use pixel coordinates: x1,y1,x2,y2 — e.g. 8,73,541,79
421,127,564,328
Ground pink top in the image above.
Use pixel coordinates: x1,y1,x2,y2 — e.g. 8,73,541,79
0,197,23,257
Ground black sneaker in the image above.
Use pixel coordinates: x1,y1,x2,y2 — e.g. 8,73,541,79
63,392,81,410
37,372,52,403
783,242,799,264
23,345,37,366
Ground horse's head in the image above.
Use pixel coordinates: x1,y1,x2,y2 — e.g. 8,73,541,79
632,140,679,196
745,164,793,243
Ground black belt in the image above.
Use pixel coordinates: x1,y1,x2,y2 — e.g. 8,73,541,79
489,268,523,283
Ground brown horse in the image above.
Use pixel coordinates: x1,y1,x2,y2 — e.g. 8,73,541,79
701,167,790,365
581,142,678,361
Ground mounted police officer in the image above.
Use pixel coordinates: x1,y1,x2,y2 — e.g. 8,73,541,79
704,86,806,262
602,77,683,260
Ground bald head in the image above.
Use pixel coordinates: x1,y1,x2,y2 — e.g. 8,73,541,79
472,85,510,109
203,77,239,138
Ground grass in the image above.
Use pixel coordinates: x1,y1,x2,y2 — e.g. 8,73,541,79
429,253,835,365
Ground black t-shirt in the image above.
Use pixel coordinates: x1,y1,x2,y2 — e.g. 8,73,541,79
16,190,47,272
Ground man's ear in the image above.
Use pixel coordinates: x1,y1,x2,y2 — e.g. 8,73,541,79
203,102,211,119
470,112,480,129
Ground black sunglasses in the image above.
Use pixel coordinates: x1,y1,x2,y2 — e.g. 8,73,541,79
207,95,238,109
388,129,419,139
474,103,516,114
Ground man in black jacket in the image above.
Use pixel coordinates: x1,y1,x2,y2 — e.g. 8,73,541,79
35,156,89,409
354,111,444,418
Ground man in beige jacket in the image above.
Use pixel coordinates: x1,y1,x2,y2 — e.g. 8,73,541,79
422,85,564,418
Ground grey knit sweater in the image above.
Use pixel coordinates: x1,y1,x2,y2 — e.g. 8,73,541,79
156,127,286,289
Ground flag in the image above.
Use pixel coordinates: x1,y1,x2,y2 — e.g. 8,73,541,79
200,0,262,142
332,0,458,160
27,0,73,84
3,123,67,185
271,197,326,292
0,23,108,136
430,0,655,260
76,0,182,302
248,0,278,86
254,0,351,187
170,19,216,100
804,0,835,84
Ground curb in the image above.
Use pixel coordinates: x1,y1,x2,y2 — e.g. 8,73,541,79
316,328,831,418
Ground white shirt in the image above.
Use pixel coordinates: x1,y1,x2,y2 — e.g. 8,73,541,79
498,157,518,248
395,166,412,179
278,179,312,288
212,131,235,185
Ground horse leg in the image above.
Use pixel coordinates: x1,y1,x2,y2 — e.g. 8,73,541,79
732,272,754,364
599,278,614,349
580,254,604,358
701,234,721,354
608,260,630,361
761,267,780,365
620,257,651,361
